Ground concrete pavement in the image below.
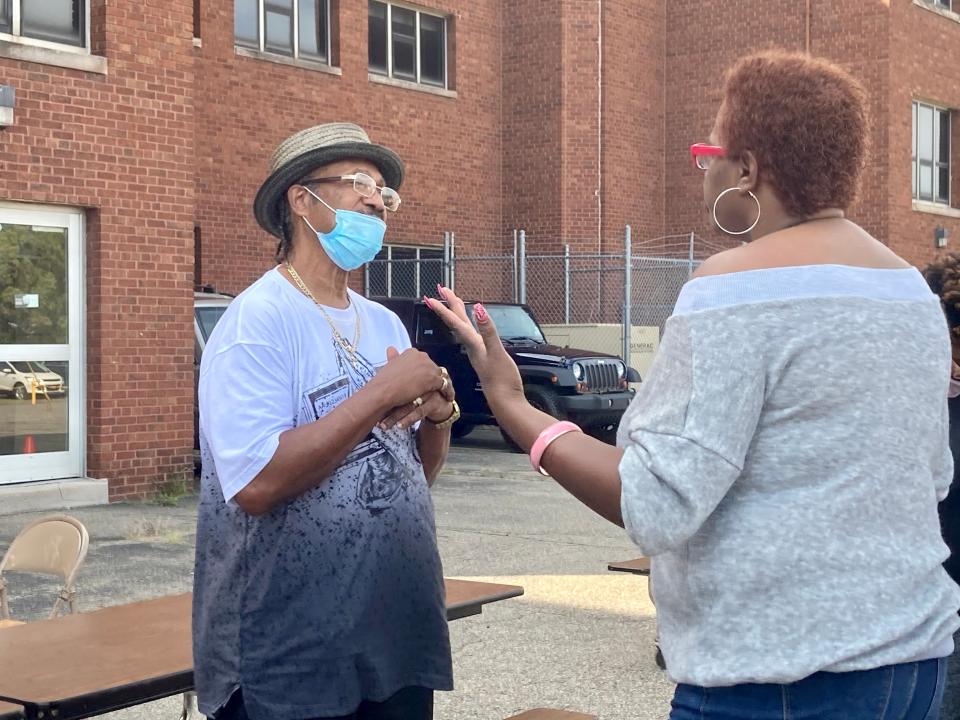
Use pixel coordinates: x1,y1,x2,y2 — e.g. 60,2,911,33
0,428,676,719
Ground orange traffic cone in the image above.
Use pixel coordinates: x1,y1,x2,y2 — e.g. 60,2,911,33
22,435,36,454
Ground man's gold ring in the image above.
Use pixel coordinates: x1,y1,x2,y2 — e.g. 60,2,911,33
439,377,449,393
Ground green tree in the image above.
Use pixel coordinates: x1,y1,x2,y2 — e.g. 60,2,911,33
0,224,68,345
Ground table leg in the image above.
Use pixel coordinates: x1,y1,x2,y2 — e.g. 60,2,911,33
647,575,664,670
180,691,201,720
0,695,39,720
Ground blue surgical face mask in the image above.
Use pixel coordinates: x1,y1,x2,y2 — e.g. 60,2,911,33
301,186,386,271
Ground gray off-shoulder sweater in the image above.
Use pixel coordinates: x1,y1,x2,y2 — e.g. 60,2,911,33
617,264,960,687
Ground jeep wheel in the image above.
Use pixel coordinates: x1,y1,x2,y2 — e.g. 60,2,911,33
500,385,566,454
12,383,26,401
524,384,564,420
450,421,474,439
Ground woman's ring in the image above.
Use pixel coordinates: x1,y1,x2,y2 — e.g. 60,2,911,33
413,396,424,408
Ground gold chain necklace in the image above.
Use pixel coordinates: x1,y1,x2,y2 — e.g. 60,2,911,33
285,262,361,366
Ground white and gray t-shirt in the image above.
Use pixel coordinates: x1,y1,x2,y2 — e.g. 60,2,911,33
193,268,452,719
618,264,960,687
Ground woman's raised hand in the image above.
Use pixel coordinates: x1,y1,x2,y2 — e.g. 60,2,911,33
424,286,525,411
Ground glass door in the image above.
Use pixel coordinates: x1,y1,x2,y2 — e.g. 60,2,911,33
0,206,84,483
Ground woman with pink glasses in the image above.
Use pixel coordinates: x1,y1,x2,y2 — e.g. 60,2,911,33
425,51,960,719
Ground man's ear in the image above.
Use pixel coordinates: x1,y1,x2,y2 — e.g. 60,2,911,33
287,184,313,218
738,150,760,193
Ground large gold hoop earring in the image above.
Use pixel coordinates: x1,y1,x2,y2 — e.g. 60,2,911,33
712,187,760,236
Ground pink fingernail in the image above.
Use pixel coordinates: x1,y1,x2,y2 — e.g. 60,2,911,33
437,284,447,299
474,303,488,322
423,296,433,308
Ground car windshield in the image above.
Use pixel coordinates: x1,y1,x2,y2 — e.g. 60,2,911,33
480,305,546,344
196,305,228,341
9,361,50,373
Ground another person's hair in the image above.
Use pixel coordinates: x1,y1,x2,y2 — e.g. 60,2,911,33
925,253,960,345
718,50,869,218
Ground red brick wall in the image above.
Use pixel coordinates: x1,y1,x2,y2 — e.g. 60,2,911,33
194,0,504,298
662,1,892,253
502,1,667,255
888,0,960,268
661,1,960,270
600,1,665,249
504,2,668,324
5,0,956,500
0,0,196,499
501,1,563,254
808,0,890,245
559,1,600,255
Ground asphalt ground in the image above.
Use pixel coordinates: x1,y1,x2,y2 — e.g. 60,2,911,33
0,427,674,719
3,426,958,719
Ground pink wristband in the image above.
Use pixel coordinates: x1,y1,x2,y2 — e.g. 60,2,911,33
530,421,582,476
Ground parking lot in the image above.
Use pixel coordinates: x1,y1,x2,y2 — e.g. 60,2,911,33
0,428,676,720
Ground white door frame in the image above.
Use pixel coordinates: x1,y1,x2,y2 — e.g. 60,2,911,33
0,204,85,483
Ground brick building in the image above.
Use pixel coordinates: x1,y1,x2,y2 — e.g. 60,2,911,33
0,0,957,500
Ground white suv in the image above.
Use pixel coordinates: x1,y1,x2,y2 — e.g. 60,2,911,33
194,289,233,359
0,361,66,400
194,289,233,457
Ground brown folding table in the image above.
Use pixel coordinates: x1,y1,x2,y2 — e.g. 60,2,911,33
0,578,523,720
444,577,523,620
606,556,651,575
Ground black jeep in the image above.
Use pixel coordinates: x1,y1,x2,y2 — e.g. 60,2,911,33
374,297,640,447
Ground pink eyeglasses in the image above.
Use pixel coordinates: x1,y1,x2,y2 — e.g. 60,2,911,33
690,143,725,170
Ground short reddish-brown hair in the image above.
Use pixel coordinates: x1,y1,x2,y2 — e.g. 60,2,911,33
718,50,869,217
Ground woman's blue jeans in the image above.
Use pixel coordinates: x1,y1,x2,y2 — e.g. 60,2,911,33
670,658,947,720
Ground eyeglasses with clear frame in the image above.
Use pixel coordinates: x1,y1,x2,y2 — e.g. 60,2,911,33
300,172,402,212
690,143,726,170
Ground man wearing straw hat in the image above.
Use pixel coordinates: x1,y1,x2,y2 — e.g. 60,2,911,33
193,123,459,720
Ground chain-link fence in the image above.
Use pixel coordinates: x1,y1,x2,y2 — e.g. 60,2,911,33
364,228,730,378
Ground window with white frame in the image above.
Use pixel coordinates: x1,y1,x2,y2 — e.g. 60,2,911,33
934,0,952,10
368,1,447,88
0,0,86,48
913,101,952,205
235,0,330,62
367,246,445,298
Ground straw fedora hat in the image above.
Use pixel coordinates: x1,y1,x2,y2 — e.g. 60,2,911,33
253,122,404,239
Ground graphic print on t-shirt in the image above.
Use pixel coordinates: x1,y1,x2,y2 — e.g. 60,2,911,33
303,340,417,512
